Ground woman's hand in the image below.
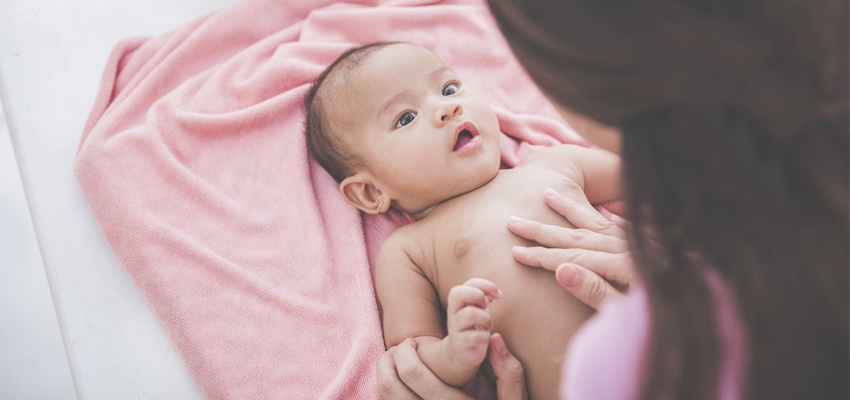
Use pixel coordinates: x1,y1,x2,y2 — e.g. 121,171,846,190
508,189,636,309
376,338,469,400
376,335,527,399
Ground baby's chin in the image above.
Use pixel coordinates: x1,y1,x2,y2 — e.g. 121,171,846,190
470,159,501,189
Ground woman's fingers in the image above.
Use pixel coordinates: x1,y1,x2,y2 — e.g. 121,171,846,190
595,204,630,230
489,333,528,400
542,189,626,239
556,263,624,310
376,344,420,400
506,188,634,310
385,339,472,400
507,217,627,253
512,246,635,287
507,216,571,247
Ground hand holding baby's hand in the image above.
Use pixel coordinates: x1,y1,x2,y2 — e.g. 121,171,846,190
446,278,502,370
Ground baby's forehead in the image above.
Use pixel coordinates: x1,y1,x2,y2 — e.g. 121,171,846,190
321,43,449,122
348,43,446,79
321,45,405,95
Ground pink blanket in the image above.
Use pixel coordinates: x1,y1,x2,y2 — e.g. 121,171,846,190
75,0,585,398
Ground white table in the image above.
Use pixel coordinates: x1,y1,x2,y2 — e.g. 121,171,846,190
0,1,235,398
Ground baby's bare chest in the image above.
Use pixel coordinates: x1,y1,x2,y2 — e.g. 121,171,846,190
412,166,590,307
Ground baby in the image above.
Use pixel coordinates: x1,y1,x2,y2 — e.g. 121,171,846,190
304,42,621,399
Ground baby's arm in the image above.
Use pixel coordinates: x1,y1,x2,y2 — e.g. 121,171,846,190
377,234,500,387
545,144,621,204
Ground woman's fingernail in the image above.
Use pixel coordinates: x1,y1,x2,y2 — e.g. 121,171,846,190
508,216,524,225
497,341,509,356
544,188,559,197
492,334,509,356
558,263,581,287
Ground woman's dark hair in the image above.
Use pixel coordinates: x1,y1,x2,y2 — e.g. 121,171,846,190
487,0,848,399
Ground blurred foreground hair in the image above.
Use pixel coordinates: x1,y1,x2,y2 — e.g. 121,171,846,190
488,0,849,398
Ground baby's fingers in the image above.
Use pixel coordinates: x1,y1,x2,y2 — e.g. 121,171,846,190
462,278,503,302
451,306,492,333
450,329,493,368
447,282,500,316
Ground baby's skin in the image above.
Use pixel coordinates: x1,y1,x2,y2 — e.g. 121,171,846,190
377,144,619,399
317,42,621,399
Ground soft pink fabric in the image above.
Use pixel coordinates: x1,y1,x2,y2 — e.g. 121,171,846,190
562,276,747,399
75,1,587,398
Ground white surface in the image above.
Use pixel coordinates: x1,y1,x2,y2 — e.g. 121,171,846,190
0,1,235,398
0,99,76,400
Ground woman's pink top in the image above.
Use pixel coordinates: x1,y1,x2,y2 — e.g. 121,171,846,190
561,275,747,399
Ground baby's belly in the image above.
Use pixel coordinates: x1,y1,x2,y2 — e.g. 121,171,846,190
440,240,593,399
428,171,596,399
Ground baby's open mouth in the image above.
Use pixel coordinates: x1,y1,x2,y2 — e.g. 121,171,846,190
454,129,474,151
453,122,479,152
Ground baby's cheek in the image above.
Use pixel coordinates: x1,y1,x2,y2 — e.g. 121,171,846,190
470,105,498,130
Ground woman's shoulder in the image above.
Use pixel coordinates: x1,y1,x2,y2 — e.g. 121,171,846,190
561,287,650,400
562,274,746,400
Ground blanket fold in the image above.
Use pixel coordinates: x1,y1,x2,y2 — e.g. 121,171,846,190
75,0,584,398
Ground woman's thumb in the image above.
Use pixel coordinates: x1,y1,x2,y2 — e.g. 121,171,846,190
489,333,527,400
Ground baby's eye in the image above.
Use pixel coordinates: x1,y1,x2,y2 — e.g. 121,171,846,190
395,111,417,128
442,82,460,96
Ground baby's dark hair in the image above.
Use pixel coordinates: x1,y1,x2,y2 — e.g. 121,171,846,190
304,41,400,182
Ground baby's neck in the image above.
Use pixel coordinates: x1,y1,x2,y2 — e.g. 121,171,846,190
408,173,500,221
410,203,440,221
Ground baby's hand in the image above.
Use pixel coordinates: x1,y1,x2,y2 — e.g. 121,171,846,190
446,278,503,370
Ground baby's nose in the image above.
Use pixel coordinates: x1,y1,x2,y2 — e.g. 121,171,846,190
434,101,463,124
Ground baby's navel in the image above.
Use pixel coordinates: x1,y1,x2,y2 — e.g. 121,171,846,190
454,238,470,259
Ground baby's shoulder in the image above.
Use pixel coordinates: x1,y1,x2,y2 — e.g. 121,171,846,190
516,143,586,177
378,221,431,259
377,221,437,275
518,143,586,164
381,223,420,250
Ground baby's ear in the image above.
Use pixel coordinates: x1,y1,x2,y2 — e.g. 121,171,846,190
340,172,387,214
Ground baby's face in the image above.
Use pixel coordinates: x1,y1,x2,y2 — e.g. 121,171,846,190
332,43,501,214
